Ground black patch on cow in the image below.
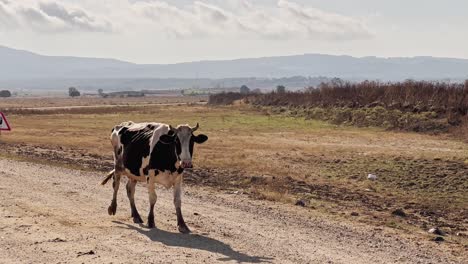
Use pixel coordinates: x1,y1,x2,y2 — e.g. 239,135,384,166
177,167,184,174
147,124,155,130
120,127,154,176
117,146,122,155
149,140,178,173
159,134,176,145
189,137,194,157
193,134,208,144
118,126,129,137
175,139,182,159
143,166,149,176
118,125,180,176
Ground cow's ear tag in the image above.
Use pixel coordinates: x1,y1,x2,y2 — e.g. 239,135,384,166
159,134,175,144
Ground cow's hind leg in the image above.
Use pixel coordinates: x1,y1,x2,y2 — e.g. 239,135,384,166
147,175,157,228
126,179,143,223
108,171,121,215
174,175,190,233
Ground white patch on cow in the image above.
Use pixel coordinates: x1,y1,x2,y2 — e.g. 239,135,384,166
147,175,157,207
127,122,158,132
173,174,183,208
148,170,157,178
176,125,193,164
110,130,120,147
155,170,179,189
124,168,146,183
110,126,125,170
139,155,150,176
149,124,171,153
110,128,122,153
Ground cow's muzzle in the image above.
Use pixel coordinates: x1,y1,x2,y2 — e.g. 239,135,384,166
181,161,193,169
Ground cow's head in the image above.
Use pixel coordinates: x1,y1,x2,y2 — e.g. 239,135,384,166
159,123,208,168
166,123,208,169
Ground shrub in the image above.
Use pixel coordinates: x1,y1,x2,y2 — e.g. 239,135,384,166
68,87,81,97
208,92,247,105
276,85,286,94
209,80,467,132
240,85,250,94
0,90,11,97
243,80,468,117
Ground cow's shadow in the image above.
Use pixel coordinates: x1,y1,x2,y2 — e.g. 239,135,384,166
113,221,273,263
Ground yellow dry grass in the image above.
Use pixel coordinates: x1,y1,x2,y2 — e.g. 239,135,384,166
1,104,465,180
0,95,206,108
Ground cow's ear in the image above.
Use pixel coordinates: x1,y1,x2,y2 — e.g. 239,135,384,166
193,134,208,144
159,134,175,144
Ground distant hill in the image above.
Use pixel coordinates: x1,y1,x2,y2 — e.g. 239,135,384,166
1,45,467,91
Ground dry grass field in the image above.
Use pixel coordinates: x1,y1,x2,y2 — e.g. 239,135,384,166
1,97,467,247
0,95,207,109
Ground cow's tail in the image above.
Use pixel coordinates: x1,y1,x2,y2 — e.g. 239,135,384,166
101,169,115,186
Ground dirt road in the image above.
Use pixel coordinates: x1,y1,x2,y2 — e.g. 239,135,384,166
0,159,463,263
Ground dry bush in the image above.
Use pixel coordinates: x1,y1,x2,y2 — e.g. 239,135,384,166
252,81,467,115
450,115,468,142
210,80,467,114
208,92,246,105
209,80,468,132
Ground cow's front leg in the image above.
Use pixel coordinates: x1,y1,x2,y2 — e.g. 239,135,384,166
126,179,143,223
174,175,190,233
147,174,157,228
108,171,121,215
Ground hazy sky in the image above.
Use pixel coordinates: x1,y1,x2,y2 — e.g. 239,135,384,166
1,0,467,64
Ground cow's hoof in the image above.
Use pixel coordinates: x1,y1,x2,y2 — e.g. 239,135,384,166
148,220,156,229
178,225,191,234
108,204,117,215
133,216,144,224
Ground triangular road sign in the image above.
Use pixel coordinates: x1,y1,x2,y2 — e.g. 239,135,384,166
0,112,11,131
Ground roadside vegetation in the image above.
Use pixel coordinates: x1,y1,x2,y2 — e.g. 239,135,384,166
209,80,468,135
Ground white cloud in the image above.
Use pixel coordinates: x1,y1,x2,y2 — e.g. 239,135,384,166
277,0,373,40
133,0,373,40
38,2,111,32
0,0,112,32
0,0,19,30
0,0,373,40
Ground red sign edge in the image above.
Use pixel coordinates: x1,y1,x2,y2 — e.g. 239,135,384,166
0,112,11,131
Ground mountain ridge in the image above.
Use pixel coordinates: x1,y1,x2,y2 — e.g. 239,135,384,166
1,45,467,90
3,45,468,65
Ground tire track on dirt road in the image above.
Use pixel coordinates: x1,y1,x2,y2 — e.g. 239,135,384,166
0,159,463,263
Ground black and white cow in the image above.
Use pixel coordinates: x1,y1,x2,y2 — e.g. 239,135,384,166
101,121,208,233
